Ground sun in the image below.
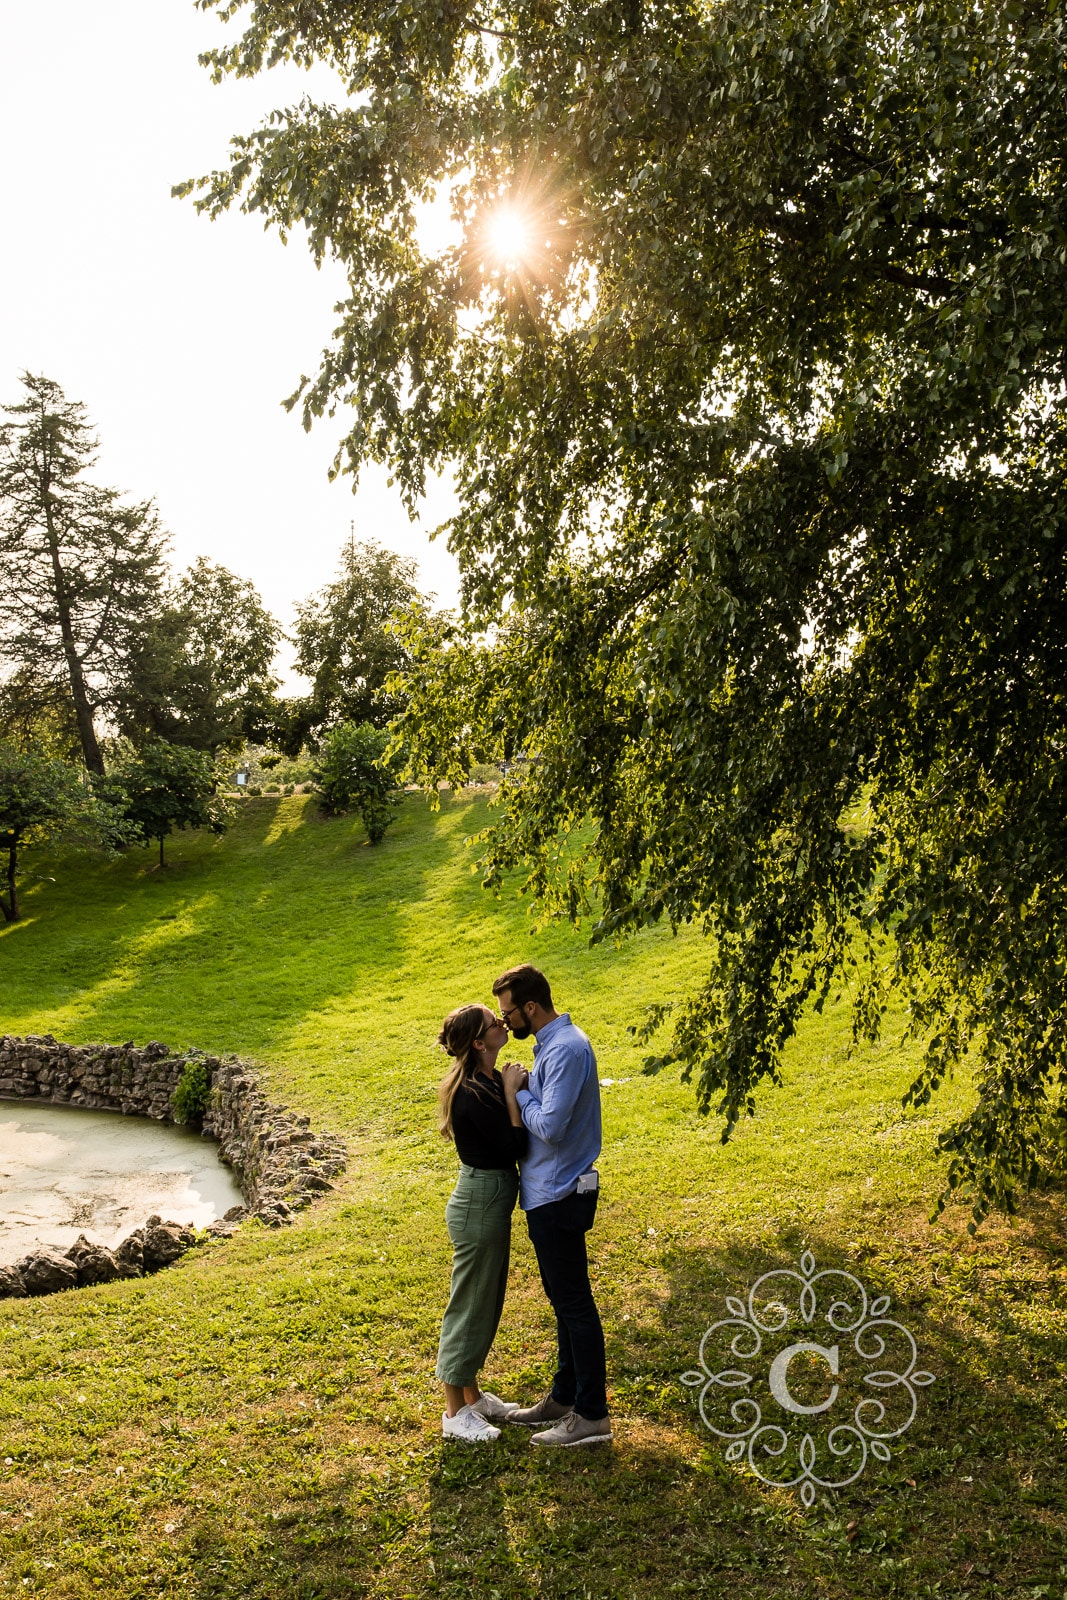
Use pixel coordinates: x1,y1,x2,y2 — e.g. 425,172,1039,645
485,206,534,266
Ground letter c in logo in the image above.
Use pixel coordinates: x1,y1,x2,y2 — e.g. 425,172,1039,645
768,1342,840,1415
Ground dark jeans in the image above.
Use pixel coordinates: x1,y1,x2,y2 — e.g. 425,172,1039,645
525,1189,607,1421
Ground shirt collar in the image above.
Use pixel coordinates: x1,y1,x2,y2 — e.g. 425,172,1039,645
533,1013,571,1054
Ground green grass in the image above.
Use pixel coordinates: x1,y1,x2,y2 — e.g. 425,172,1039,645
0,792,1065,1599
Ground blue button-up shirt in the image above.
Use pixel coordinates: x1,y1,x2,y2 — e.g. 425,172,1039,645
515,1013,602,1211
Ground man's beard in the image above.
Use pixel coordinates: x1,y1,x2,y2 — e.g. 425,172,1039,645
508,1019,533,1040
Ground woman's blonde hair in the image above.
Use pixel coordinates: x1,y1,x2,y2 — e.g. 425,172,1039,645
438,1003,495,1139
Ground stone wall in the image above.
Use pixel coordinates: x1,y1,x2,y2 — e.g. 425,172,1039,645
0,1034,347,1299
201,1058,347,1225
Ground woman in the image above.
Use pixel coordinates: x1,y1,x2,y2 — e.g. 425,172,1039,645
435,1003,528,1442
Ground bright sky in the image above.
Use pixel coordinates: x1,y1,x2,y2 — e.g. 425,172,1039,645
0,1,460,683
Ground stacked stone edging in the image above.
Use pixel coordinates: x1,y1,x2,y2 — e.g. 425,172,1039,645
0,1034,347,1299
0,1035,183,1120
201,1059,347,1225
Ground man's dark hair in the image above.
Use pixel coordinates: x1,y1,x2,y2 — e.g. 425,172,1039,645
492,963,553,1011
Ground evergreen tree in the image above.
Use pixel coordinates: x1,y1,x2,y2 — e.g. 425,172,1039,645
0,374,168,775
0,667,81,761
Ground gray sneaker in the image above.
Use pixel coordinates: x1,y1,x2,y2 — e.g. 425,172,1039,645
531,1411,613,1448
507,1392,573,1427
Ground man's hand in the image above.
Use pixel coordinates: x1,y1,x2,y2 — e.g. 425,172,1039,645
501,1061,529,1094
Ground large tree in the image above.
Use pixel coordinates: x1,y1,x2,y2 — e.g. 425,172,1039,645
0,375,168,775
187,0,1067,1222
0,667,82,761
111,556,281,755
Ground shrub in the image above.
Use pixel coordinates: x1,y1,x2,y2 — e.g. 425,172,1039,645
313,722,402,844
172,1055,211,1124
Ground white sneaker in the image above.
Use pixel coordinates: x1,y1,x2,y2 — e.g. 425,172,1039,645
442,1404,501,1443
472,1391,520,1423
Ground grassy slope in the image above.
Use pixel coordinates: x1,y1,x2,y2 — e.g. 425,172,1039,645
0,792,1064,1600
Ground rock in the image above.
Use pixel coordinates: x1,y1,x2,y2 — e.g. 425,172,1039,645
0,1265,27,1299
298,1173,334,1193
65,1235,119,1287
143,1223,191,1270
113,1230,145,1278
19,1249,79,1296
222,1206,246,1223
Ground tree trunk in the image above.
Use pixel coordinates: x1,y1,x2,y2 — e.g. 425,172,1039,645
1,839,18,922
62,638,105,776
41,465,105,776
158,833,165,869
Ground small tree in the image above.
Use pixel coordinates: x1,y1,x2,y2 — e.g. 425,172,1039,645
107,741,230,868
314,722,402,844
0,743,112,922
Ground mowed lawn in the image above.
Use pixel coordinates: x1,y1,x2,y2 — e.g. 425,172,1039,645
0,792,1065,1599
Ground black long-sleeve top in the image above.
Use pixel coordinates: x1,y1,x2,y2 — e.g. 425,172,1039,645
452,1069,528,1170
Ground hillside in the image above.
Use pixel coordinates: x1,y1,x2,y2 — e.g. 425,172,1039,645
0,793,1064,1599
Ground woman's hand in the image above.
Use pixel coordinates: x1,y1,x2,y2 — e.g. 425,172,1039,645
501,1061,529,1095
501,1060,528,1128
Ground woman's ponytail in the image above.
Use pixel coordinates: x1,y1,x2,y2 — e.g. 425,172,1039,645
437,1004,492,1139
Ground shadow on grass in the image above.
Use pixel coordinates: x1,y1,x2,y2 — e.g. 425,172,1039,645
176,1428,803,1600
615,1226,1067,1597
167,1223,1067,1600
0,789,709,1128
0,795,453,1056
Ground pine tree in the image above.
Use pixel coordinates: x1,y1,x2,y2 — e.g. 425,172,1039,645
0,374,168,774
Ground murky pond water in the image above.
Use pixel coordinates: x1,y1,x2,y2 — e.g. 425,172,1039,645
0,1100,244,1265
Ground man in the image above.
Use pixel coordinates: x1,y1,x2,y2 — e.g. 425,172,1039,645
495,963,612,1447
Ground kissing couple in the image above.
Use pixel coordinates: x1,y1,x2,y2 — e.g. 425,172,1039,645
434,963,611,1447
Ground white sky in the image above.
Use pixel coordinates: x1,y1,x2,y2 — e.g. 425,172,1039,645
0,1,460,685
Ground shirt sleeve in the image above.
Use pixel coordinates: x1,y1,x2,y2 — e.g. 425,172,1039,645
516,1041,589,1144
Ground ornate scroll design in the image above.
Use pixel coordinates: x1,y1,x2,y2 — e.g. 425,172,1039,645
682,1250,935,1506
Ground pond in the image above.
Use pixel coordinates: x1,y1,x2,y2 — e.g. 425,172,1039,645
0,1100,244,1265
